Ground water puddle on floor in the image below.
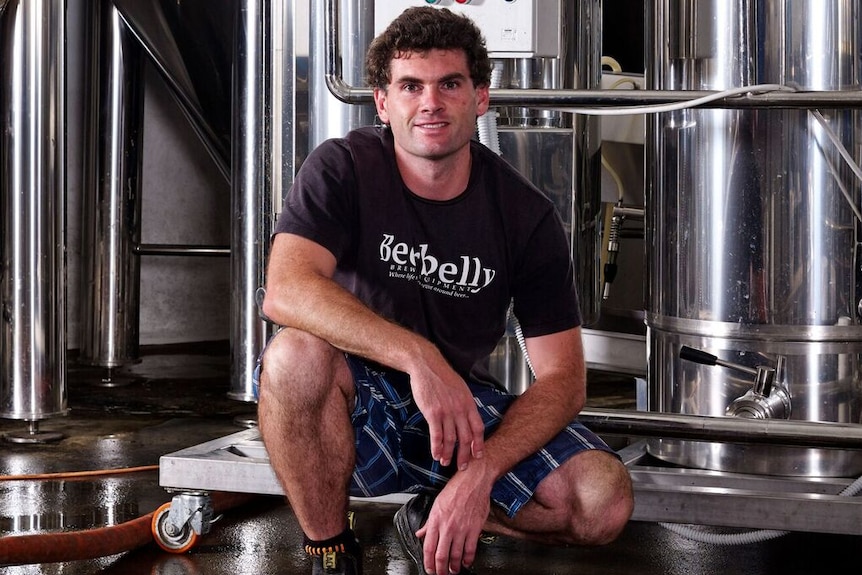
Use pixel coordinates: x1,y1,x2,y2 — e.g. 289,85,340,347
0,476,161,535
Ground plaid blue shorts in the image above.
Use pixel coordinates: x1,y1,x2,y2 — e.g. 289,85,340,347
343,355,616,518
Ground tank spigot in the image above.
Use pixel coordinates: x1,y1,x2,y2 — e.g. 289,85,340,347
679,347,791,420
725,358,792,419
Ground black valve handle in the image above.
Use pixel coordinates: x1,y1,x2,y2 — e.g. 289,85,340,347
679,345,719,366
679,345,760,377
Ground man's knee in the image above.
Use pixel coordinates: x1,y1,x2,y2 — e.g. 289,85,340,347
258,328,350,401
566,451,633,545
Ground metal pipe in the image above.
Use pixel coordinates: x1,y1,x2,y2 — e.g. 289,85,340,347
327,80,862,110
79,0,144,368
613,206,645,219
134,244,231,257
311,0,374,152
0,0,67,419
228,0,269,402
580,408,862,449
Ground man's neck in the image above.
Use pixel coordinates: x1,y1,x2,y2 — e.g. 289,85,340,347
396,148,472,202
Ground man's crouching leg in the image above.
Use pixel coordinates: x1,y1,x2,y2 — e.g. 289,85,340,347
488,450,634,546
257,328,363,572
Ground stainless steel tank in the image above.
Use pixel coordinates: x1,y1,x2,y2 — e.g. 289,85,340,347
646,0,862,476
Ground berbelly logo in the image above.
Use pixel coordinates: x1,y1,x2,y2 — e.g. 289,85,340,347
379,233,496,298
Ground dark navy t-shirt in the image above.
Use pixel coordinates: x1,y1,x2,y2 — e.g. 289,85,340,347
274,126,581,388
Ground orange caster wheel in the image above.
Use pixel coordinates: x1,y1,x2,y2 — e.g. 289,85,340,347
151,502,201,553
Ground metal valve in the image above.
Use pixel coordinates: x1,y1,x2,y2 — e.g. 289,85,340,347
679,346,791,420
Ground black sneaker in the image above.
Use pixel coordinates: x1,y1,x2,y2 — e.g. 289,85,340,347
311,548,362,575
394,493,474,574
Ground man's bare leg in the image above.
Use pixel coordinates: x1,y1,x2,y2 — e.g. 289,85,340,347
257,328,357,540
485,450,633,545
398,450,632,574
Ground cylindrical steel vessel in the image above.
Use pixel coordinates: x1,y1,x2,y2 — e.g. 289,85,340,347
646,0,862,476
0,0,67,419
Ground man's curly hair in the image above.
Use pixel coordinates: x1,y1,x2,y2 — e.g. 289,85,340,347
365,7,492,90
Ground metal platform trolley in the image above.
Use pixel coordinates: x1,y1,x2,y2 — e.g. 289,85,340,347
153,408,862,552
152,428,279,553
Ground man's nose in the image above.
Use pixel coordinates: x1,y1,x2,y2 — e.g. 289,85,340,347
420,87,443,112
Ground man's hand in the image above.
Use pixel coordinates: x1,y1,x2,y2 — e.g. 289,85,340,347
409,358,486,470
416,466,493,574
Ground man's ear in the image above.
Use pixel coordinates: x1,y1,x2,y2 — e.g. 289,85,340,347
373,87,390,124
475,84,491,116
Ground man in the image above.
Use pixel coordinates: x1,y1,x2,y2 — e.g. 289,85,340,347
257,7,633,575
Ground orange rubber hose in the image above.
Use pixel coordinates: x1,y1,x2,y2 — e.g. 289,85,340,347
0,513,155,566
0,465,159,482
0,491,257,566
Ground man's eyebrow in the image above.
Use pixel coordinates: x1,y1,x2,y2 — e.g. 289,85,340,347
438,72,468,84
392,72,468,85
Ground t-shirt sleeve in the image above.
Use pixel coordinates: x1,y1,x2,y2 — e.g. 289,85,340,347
510,207,582,337
273,139,356,261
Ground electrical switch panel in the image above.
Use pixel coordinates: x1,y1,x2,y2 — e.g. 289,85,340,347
373,0,562,58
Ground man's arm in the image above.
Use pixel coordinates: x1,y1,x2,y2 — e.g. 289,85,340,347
418,326,586,574
262,232,485,468
486,326,587,458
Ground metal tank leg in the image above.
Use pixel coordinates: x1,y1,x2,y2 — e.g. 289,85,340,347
78,0,144,372
0,0,68,441
228,0,270,405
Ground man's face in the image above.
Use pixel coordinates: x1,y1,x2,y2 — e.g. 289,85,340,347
373,49,490,163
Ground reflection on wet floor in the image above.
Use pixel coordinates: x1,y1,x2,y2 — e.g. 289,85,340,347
0,479,141,533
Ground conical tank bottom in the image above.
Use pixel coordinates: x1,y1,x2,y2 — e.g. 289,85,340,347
112,0,234,174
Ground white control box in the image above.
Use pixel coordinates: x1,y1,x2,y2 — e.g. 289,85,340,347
373,0,562,58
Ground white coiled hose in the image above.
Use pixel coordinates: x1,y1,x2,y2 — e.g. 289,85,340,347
476,59,504,156
658,472,862,545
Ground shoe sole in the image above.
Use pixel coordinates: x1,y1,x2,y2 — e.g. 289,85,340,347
394,503,425,574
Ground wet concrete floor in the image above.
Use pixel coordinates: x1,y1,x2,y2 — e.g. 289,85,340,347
1,344,860,574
